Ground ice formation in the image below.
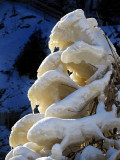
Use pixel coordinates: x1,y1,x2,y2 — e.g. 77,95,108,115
6,9,120,160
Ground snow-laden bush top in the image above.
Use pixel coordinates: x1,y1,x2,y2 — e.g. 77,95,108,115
6,9,120,160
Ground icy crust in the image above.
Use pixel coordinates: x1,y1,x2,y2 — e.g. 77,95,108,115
45,71,112,118
28,99,120,159
9,113,44,148
28,70,79,113
37,51,67,79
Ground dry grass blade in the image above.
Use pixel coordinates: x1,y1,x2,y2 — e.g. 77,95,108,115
96,11,120,111
105,68,117,111
89,97,98,115
96,12,120,65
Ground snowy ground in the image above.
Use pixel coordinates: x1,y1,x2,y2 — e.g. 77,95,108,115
0,1,120,159
0,1,57,115
0,1,57,159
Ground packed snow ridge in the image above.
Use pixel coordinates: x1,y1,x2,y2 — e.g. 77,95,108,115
6,9,120,160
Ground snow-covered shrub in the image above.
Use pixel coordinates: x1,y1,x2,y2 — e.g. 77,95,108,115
6,9,120,160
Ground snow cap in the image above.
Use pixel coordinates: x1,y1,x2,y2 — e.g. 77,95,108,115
49,9,97,52
61,41,106,65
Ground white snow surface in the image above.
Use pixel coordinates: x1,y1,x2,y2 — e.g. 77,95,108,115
80,145,105,160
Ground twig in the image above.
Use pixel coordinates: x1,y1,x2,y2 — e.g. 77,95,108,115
90,97,98,115
96,12,120,70
67,133,120,159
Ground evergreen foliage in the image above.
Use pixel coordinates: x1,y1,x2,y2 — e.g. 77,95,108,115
14,29,47,79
